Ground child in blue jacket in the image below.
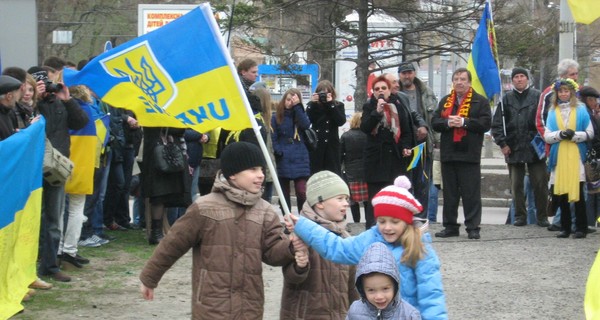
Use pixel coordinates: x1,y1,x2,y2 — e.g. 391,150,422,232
347,242,421,319
288,176,447,320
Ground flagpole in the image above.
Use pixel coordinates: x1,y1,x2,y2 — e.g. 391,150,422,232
204,4,291,216
486,0,506,136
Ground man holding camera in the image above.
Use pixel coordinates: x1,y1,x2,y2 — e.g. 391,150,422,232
306,80,346,175
28,66,89,282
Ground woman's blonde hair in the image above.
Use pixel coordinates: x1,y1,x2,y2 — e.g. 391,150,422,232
551,78,579,109
396,221,425,268
253,88,272,131
275,88,303,125
22,74,38,106
349,112,362,129
70,85,92,103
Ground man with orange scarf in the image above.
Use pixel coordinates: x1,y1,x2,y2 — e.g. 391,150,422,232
431,68,491,240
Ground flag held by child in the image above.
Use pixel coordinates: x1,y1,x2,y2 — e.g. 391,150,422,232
63,4,252,133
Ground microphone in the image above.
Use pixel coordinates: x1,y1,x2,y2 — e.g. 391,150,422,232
378,94,384,100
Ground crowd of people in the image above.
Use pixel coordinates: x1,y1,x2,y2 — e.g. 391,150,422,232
2,53,599,319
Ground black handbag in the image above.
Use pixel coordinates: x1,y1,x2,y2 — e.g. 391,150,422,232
154,129,185,173
301,127,318,152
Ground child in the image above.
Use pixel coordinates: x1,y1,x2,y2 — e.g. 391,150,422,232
347,242,421,319
280,170,359,319
544,78,593,238
139,141,300,319
288,176,447,320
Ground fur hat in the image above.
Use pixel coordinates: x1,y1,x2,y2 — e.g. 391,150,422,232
511,67,529,79
220,142,265,178
372,176,423,224
306,170,349,207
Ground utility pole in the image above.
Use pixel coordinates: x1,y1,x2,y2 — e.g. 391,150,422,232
558,0,575,61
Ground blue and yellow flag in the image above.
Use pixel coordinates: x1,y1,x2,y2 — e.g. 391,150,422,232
65,102,98,195
0,119,45,319
585,247,600,320
63,4,251,134
567,0,600,25
407,142,425,171
466,1,501,100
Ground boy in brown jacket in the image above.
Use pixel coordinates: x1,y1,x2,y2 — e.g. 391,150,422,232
280,170,359,319
139,141,300,319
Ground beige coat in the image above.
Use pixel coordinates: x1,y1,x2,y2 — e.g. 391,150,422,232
139,173,295,319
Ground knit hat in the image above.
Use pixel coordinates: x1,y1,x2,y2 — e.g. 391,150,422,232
511,67,529,79
220,142,265,178
372,176,423,224
306,170,349,207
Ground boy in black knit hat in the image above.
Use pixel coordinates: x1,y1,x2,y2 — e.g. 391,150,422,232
139,141,306,319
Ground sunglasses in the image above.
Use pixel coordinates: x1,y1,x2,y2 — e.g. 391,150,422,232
374,86,388,91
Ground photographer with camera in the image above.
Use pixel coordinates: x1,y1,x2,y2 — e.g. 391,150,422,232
28,66,89,282
306,80,346,175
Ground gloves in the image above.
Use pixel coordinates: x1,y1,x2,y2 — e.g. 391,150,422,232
559,129,575,140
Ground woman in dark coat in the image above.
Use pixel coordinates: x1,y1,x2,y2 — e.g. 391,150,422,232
271,88,311,214
306,80,347,175
141,127,191,244
361,75,417,228
341,112,369,223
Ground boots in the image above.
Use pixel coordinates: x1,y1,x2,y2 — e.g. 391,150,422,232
148,219,164,245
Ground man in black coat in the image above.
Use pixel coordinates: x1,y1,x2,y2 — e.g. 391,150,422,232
30,67,89,282
491,68,548,227
431,68,491,240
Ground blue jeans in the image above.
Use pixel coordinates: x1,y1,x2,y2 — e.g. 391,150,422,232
82,151,111,238
508,175,537,224
38,182,66,275
427,180,439,222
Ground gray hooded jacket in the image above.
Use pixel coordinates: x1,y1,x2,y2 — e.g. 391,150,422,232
346,242,421,320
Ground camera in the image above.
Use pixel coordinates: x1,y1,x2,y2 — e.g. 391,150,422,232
318,91,328,103
31,70,64,94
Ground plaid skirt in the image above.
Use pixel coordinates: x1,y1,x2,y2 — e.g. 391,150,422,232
348,181,369,203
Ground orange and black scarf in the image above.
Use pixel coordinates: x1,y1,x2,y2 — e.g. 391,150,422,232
441,87,473,142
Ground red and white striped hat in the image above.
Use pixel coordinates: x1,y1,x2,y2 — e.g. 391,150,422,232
372,176,423,224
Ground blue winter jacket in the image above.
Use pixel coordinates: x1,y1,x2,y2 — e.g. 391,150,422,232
294,217,448,320
271,103,311,178
347,242,421,320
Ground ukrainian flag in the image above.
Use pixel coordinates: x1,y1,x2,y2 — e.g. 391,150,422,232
586,249,600,319
466,1,501,100
0,119,45,319
407,142,425,171
567,0,600,25
63,4,251,134
65,101,98,195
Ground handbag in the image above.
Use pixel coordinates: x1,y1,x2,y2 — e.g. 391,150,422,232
584,149,600,182
301,127,318,152
43,138,74,186
153,129,185,173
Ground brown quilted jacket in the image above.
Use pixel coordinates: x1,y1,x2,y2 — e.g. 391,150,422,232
139,173,295,319
279,203,359,319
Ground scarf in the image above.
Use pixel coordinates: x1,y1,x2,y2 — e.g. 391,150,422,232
546,103,590,202
372,98,401,143
300,202,349,238
441,87,473,142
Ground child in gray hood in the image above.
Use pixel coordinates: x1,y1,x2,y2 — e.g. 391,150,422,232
347,242,421,319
